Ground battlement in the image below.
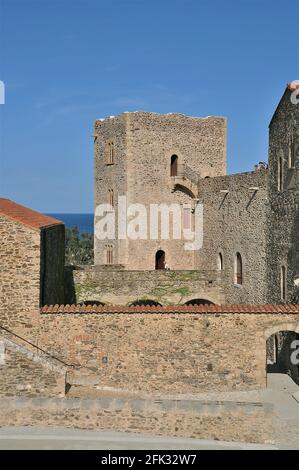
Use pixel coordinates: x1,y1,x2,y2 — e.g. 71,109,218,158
95,110,226,125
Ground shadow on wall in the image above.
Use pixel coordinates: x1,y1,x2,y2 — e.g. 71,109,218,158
64,266,76,304
80,300,105,306
184,299,214,305
128,299,163,307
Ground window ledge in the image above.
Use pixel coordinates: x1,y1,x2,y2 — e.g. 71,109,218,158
234,283,243,288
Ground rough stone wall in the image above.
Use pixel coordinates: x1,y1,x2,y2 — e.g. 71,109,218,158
0,397,273,444
40,225,65,306
0,215,65,337
37,310,299,395
0,339,66,398
197,170,269,303
71,267,225,305
94,112,226,270
267,87,299,303
0,215,40,336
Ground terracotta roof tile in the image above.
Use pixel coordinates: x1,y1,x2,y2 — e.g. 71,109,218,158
40,304,299,315
0,198,63,230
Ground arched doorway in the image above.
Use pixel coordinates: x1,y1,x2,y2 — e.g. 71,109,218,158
155,250,165,270
185,299,214,305
266,330,299,385
170,155,178,176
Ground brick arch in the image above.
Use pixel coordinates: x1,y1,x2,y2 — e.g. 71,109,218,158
264,322,299,339
173,184,196,199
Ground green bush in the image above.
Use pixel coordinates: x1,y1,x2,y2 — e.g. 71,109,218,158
65,226,94,265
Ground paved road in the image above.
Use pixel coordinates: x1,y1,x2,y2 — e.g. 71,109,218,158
0,427,277,450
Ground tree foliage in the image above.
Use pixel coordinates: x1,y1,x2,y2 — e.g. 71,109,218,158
65,226,94,265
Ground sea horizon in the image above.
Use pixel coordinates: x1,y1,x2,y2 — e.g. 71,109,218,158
47,213,94,235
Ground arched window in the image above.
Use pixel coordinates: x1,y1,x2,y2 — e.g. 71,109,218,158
106,141,115,165
234,252,243,285
170,155,178,176
281,265,286,301
217,252,223,271
278,156,283,191
155,250,165,270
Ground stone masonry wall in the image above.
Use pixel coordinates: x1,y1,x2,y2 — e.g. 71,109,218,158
70,268,225,305
38,308,299,395
0,339,66,398
0,215,40,338
0,397,273,444
197,170,269,303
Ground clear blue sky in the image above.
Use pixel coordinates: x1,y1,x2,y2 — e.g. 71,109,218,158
0,0,298,212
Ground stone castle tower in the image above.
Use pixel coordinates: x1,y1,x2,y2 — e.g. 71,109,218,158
92,83,299,306
94,112,226,270
267,82,299,303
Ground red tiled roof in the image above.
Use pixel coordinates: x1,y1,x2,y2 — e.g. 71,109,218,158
0,198,63,230
40,304,299,315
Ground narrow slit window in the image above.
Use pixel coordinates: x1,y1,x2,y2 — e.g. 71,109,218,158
217,252,223,271
278,156,283,191
288,134,295,168
281,265,286,301
235,252,243,285
108,189,114,207
106,245,113,265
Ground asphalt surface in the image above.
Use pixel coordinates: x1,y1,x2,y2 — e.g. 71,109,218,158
0,427,277,450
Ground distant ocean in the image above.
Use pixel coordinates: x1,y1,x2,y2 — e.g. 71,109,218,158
48,213,94,235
